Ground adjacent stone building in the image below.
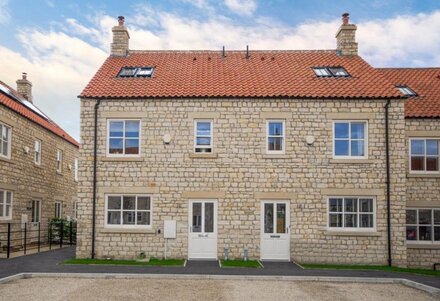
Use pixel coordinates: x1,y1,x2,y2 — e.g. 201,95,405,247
76,14,439,268
0,74,79,252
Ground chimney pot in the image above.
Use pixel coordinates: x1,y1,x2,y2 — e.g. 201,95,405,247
22,72,27,80
118,16,125,26
342,13,349,25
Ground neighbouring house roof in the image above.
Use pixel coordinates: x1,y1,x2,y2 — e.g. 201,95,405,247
80,50,402,100
379,68,440,118
0,80,79,147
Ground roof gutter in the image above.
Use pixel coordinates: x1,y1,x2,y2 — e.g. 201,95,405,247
91,99,101,259
384,99,392,267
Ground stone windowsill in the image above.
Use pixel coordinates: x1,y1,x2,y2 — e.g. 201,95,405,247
56,171,63,176
0,156,13,164
189,153,218,159
101,157,144,162
407,243,440,250
323,230,381,237
100,228,156,234
262,154,287,159
329,159,374,164
34,163,43,169
407,173,440,178
0,219,13,224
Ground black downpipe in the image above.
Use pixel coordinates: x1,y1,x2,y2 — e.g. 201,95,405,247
385,99,392,267
91,99,101,259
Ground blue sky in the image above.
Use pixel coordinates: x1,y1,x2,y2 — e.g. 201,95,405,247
0,0,440,140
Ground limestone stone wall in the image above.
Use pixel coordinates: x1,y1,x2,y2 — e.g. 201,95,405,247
77,98,407,265
0,105,79,249
405,119,440,268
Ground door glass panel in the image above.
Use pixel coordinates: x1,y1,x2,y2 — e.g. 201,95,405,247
264,203,274,234
192,203,202,233
276,203,286,233
204,202,214,233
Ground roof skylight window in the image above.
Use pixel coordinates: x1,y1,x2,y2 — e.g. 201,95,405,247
313,67,350,77
118,67,154,78
397,85,417,97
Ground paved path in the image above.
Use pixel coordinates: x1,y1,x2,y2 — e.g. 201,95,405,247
0,247,438,290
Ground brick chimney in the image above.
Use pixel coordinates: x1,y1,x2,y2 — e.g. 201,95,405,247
335,13,358,56
16,72,33,103
111,16,130,56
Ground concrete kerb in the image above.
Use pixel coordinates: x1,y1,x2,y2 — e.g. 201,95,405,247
1,272,439,296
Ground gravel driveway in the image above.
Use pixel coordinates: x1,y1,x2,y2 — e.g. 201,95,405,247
0,277,437,301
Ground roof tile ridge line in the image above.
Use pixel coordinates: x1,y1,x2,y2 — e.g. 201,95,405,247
128,49,338,53
377,67,440,70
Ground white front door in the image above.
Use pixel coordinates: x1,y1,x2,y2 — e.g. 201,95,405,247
30,199,41,243
188,200,217,259
260,201,290,261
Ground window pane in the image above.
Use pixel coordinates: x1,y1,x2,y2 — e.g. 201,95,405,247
196,122,211,136
108,196,121,209
351,140,365,156
269,122,283,136
406,210,417,224
2,141,7,156
264,203,274,234
411,156,425,171
418,226,431,241
335,123,349,139
435,227,440,241
359,199,373,213
335,140,349,156
123,211,136,224
125,121,140,138
360,214,373,228
0,191,3,205
123,196,136,210
109,121,124,137
107,211,121,224
192,203,202,233
434,210,440,225
344,214,357,227
329,198,342,212
137,212,150,225
344,198,357,212
6,192,12,204
0,204,3,217
137,197,150,210
418,209,432,224
406,226,417,240
411,140,424,155
276,203,286,234
426,140,438,155
426,157,438,171
268,137,282,151
125,139,139,155
109,138,123,154
329,213,342,227
196,137,211,146
350,123,364,139
204,203,214,233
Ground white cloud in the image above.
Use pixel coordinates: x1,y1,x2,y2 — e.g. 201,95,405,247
0,8,439,140
0,0,10,24
224,0,257,16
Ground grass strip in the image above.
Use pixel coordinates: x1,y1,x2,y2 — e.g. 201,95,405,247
220,259,261,268
63,258,185,267
301,263,440,277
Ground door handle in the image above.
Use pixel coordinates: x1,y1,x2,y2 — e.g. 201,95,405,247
286,226,289,234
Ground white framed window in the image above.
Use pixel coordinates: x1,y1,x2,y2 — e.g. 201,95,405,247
194,120,213,153
0,190,13,220
34,140,42,165
409,139,439,173
107,119,141,156
54,201,62,219
0,122,12,159
73,201,79,219
266,120,285,154
105,195,152,228
333,121,367,159
74,158,78,181
56,149,63,173
406,208,440,243
328,197,375,230
31,199,41,223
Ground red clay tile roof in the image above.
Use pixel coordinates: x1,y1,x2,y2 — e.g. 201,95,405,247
0,80,79,147
379,68,440,118
80,50,402,100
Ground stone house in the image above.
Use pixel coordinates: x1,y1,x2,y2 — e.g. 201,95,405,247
0,74,79,251
76,14,439,268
